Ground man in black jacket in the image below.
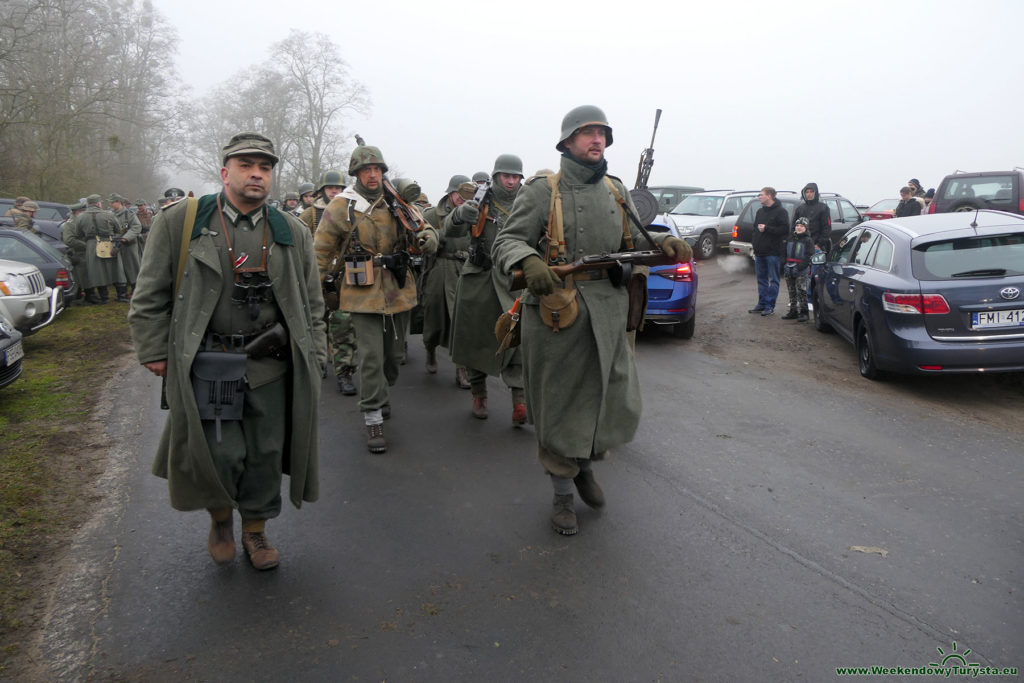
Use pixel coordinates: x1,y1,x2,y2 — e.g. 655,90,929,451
748,187,789,316
794,182,831,252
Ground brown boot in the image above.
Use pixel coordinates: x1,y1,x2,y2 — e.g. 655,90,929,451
551,494,578,535
207,513,235,565
366,423,386,453
472,396,488,419
241,531,279,570
573,469,605,509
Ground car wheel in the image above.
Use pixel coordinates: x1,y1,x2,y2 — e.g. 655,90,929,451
951,201,981,213
856,322,885,380
673,314,695,339
812,291,832,333
695,232,716,260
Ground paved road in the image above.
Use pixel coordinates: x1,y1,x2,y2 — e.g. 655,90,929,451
39,261,1023,681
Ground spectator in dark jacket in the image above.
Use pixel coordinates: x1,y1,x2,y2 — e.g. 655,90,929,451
894,186,924,217
782,218,815,322
908,178,926,198
749,186,790,316
794,182,832,252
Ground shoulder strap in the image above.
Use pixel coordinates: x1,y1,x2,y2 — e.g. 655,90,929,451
545,173,565,263
174,198,199,297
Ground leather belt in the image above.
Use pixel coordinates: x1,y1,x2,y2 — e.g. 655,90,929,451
206,330,262,352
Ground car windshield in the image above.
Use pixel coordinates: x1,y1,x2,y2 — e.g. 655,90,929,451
912,232,1024,279
671,195,724,216
868,199,899,212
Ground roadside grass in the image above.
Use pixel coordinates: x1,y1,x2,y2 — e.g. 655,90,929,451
0,302,132,669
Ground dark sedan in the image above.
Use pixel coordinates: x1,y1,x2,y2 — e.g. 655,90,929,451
811,210,1024,379
0,228,78,300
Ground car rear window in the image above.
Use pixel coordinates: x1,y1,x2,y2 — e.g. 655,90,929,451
671,194,724,216
939,175,1015,203
912,232,1024,279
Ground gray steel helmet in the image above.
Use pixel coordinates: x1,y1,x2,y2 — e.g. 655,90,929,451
472,171,489,184
556,104,613,151
284,191,299,201
445,174,472,195
349,145,389,175
297,182,315,196
317,169,345,194
492,154,524,177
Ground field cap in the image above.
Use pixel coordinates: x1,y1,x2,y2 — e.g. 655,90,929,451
222,132,279,166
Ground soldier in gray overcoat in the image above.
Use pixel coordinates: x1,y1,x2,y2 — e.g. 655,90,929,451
109,193,143,297
128,132,327,571
419,175,474,382
71,194,127,304
445,155,527,423
492,106,692,536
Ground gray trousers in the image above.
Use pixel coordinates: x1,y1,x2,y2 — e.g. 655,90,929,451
201,376,286,521
352,311,409,412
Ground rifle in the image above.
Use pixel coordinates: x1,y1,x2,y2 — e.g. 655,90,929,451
509,249,673,291
634,108,662,190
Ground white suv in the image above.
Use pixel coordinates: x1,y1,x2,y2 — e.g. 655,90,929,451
0,258,62,334
661,190,760,259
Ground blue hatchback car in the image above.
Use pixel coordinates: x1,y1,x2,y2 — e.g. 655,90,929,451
811,210,1024,379
644,220,698,338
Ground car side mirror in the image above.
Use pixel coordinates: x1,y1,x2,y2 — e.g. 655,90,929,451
722,210,734,217
810,252,826,265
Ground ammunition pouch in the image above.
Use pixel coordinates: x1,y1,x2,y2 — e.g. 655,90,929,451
626,270,648,332
344,253,374,286
191,350,247,443
467,243,492,269
539,282,579,332
95,238,118,259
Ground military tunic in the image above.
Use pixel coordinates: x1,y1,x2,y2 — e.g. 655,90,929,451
420,196,466,351
128,193,326,512
113,207,143,285
492,156,668,464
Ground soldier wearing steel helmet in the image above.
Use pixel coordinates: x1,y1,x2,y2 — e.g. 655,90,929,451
281,191,300,215
492,105,693,536
419,175,476,381
444,155,528,423
297,182,315,212
300,169,357,394
314,145,427,454
109,193,143,299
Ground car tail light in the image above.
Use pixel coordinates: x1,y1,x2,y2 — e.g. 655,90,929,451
927,201,937,214
732,225,738,238
1019,198,1024,213
882,292,950,314
55,269,70,290
662,263,694,282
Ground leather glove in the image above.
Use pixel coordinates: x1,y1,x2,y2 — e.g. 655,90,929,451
521,255,561,297
662,236,693,264
418,230,439,255
454,200,480,226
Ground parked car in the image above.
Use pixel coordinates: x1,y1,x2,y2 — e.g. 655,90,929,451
927,170,1024,216
0,228,78,300
863,198,899,221
810,210,1024,379
646,185,704,215
728,191,864,258
0,198,71,252
644,220,698,338
663,190,759,260
0,310,24,389
0,258,63,334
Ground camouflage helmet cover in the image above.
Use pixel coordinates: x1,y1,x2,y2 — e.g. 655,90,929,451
317,169,345,194
492,154,524,177
556,104,613,151
445,174,472,195
348,145,388,175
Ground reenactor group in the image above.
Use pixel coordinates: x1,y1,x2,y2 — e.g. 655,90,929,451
126,105,694,573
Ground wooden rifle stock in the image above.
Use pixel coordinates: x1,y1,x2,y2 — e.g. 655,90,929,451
509,249,673,290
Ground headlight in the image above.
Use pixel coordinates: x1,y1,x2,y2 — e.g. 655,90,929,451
0,273,32,296
675,225,698,236
0,316,12,335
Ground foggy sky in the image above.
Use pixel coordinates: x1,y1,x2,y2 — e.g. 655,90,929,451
152,0,1023,206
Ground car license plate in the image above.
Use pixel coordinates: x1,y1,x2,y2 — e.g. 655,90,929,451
972,308,1024,329
5,341,24,365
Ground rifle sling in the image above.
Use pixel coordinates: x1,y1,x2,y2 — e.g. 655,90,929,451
174,197,199,297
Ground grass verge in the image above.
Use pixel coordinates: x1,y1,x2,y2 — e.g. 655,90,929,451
0,301,132,671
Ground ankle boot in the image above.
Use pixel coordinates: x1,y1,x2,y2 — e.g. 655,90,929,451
425,347,438,374
472,396,488,419
551,494,578,535
781,308,799,320
336,368,356,395
97,286,110,304
366,423,386,453
115,283,130,303
797,308,809,323
85,288,103,305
